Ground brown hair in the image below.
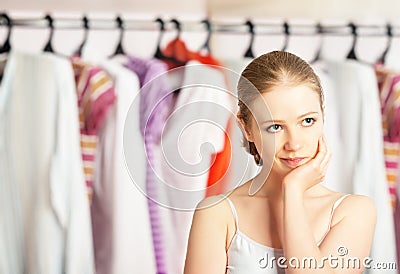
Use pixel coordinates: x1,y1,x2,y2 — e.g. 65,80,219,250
237,51,324,165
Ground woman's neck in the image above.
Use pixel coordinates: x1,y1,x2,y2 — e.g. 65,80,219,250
250,167,326,199
248,167,285,198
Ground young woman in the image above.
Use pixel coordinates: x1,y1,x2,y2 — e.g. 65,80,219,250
184,51,376,273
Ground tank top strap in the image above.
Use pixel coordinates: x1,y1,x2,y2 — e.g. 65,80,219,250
225,197,239,231
317,193,351,246
331,194,351,213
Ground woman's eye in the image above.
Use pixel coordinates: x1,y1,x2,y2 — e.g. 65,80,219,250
267,124,282,133
302,118,316,127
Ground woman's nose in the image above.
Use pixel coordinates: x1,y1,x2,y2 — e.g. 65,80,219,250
283,132,302,151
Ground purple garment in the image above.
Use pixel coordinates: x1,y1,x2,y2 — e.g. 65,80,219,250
125,57,174,274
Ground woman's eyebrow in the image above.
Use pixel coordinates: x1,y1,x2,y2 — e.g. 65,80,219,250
297,111,319,118
262,111,319,124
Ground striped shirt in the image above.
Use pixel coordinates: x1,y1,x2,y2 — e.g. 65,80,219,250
72,58,116,202
125,56,172,274
375,65,400,210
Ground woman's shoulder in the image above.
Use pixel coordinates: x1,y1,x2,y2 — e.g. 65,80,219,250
318,185,375,210
315,185,375,207
319,187,377,226
197,180,251,205
194,183,250,223
333,192,376,216
194,194,233,222
191,194,238,244
196,194,227,210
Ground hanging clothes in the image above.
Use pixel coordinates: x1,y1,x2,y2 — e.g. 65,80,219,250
374,65,400,270
161,40,238,197
322,60,397,274
71,57,116,202
71,57,117,274
155,60,234,274
0,50,95,274
312,62,347,194
160,37,222,69
125,56,174,274
94,60,156,274
77,45,157,273
375,65,400,209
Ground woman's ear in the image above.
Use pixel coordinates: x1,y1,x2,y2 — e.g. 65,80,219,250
236,116,254,142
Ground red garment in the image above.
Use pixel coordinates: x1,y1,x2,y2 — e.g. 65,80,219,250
161,38,221,69
206,117,233,197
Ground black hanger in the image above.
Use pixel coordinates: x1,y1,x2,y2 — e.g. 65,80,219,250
244,20,255,58
43,14,55,53
377,23,392,65
199,18,211,54
310,23,323,64
74,15,89,56
346,22,358,60
0,13,12,54
153,18,186,67
110,16,126,57
281,21,290,51
154,18,166,59
170,18,181,40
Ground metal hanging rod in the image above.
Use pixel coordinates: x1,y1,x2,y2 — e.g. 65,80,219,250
1,13,400,37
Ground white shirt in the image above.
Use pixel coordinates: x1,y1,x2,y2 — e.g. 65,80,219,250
0,50,94,274
99,60,156,274
157,61,235,274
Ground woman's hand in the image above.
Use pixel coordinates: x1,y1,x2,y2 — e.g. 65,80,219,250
282,135,331,194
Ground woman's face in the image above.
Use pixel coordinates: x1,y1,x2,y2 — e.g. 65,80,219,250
245,84,324,176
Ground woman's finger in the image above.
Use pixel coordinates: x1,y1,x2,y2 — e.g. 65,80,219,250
321,149,331,173
320,137,331,170
313,136,326,166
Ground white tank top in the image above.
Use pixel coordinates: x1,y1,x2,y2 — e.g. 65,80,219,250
225,194,351,273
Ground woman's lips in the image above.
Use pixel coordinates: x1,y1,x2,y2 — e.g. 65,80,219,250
281,157,306,167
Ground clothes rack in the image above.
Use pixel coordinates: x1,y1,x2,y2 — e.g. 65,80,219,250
1,13,400,37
